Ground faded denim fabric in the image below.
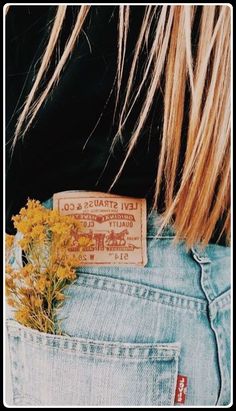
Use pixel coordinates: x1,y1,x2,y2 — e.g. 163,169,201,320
6,197,231,406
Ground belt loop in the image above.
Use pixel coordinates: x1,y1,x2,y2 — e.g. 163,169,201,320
191,245,211,264
191,245,215,303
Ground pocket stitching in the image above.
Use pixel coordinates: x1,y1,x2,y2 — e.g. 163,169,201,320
7,320,181,359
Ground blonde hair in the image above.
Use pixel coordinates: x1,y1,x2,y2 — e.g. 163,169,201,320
7,5,231,247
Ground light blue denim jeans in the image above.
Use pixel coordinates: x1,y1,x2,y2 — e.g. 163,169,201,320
6,196,231,406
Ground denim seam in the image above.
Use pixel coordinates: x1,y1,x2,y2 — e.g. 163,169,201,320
167,361,174,405
7,336,16,402
191,248,216,302
191,247,226,405
7,339,180,360
9,337,180,353
8,335,23,403
77,273,207,305
15,339,180,355
74,275,207,313
8,341,180,359
81,282,206,314
7,320,181,353
9,344,180,360
209,305,230,321
169,358,179,405
209,291,231,318
214,323,229,405
200,264,216,303
218,329,228,404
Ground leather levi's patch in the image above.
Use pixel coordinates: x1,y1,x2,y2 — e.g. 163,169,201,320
53,191,147,266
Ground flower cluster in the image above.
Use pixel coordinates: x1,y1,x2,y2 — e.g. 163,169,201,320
5,199,91,334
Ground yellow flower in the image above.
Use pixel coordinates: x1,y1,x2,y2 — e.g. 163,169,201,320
55,292,65,301
21,264,34,277
25,277,34,287
78,236,92,248
15,307,31,325
5,277,15,289
30,295,43,308
30,225,46,241
14,220,31,234
30,295,35,305
7,298,15,307
18,238,30,250
62,256,78,268
21,296,32,305
5,234,14,249
34,297,43,308
35,277,47,292
6,264,13,274
66,267,77,280
11,214,20,224
5,287,11,297
56,267,69,280
6,198,86,334
19,286,32,296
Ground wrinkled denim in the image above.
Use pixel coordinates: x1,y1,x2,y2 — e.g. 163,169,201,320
6,198,231,406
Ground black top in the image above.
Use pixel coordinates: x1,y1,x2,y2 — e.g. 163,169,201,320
5,6,226,244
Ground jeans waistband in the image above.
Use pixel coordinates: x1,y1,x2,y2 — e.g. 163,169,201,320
41,192,230,307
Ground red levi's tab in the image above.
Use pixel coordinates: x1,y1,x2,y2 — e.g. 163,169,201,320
174,375,188,405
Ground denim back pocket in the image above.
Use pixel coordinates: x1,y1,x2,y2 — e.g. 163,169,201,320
6,319,180,406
